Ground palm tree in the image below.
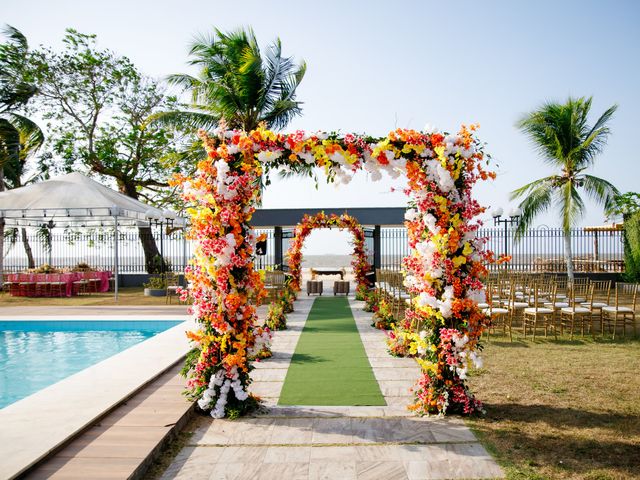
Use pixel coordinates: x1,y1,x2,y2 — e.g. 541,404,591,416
511,96,619,281
0,25,41,282
3,117,45,268
155,27,306,132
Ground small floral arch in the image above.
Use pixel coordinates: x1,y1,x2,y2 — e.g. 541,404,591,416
286,212,371,293
175,124,495,419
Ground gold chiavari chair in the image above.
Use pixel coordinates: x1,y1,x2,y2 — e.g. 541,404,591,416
560,283,594,339
602,283,638,339
523,283,558,340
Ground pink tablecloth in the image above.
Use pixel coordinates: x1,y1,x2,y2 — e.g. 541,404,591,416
6,272,112,297
64,271,112,297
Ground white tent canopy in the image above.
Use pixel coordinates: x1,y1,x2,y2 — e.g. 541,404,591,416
0,172,167,228
0,172,185,300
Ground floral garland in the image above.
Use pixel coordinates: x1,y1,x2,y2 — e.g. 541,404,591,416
286,212,371,292
174,123,494,418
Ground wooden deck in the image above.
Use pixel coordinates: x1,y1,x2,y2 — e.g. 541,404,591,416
23,363,193,479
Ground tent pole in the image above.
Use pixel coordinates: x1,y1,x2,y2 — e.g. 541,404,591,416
114,214,119,302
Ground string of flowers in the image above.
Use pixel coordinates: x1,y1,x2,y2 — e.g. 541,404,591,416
286,212,371,293
174,123,494,418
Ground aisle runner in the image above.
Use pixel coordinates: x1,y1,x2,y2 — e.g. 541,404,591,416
278,297,386,406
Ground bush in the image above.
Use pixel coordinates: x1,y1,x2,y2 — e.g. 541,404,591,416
266,302,287,330
623,211,640,282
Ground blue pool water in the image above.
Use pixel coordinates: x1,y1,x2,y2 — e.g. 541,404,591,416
0,320,181,409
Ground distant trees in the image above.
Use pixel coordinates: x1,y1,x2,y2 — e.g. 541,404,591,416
29,30,192,272
512,97,619,281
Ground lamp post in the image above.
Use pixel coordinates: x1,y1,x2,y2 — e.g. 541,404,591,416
491,207,521,257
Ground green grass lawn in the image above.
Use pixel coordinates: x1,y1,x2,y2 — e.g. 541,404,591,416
466,335,640,479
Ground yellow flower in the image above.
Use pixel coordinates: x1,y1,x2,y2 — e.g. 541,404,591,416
453,256,467,268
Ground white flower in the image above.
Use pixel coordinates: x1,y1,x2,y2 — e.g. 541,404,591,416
404,208,419,222
227,144,239,155
437,285,455,318
299,152,316,164
423,123,439,134
422,213,438,235
417,292,438,309
257,150,283,163
315,131,328,140
467,288,486,304
460,145,475,159
416,240,437,260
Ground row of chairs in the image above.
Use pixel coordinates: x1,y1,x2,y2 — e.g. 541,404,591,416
375,269,411,321
483,276,638,340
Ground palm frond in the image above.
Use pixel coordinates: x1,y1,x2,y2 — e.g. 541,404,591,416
580,174,619,212
147,110,220,131
510,176,555,238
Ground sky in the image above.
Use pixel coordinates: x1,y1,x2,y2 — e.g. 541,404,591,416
4,0,640,254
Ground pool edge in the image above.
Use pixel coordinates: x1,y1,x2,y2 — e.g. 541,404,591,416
0,317,192,480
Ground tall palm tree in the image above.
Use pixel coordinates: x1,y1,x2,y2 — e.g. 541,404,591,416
3,117,45,268
0,25,41,282
155,27,306,132
511,96,619,281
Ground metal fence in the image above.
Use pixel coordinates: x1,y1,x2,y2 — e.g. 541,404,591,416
2,225,624,274
380,226,624,272
2,228,275,273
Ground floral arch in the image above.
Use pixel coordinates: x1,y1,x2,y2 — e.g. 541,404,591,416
175,124,495,419
287,212,371,294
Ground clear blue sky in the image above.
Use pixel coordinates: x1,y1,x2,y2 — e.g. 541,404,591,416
4,0,640,253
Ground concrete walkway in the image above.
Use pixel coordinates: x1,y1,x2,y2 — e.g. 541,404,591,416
160,297,504,480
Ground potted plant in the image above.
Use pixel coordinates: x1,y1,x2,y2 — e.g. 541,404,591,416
143,275,166,296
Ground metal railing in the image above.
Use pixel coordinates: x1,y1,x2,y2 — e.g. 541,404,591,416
380,226,624,272
2,226,624,274
2,228,275,273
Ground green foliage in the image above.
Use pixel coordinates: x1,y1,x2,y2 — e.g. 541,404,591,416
0,25,36,113
143,274,167,289
609,192,640,216
622,212,640,282
155,26,306,132
266,301,287,330
180,347,201,378
29,29,192,207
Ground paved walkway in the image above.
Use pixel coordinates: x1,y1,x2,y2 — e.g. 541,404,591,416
160,297,504,479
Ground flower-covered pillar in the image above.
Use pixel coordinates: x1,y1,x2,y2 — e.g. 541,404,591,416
174,130,269,418
401,125,494,415
286,212,371,293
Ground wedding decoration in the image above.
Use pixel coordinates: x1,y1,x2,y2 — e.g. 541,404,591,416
286,212,371,293
174,123,494,417
266,301,287,330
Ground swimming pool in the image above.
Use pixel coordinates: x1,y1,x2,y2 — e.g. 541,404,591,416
0,320,182,408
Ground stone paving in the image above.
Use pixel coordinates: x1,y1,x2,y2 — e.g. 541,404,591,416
160,296,504,480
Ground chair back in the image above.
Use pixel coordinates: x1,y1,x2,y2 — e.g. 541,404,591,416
614,283,638,311
590,279,611,304
164,271,179,287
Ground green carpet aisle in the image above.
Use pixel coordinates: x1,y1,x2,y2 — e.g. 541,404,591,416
278,296,386,406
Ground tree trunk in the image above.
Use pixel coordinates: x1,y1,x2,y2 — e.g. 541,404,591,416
137,225,167,273
21,227,35,269
118,181,167,274
564,229,575,283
